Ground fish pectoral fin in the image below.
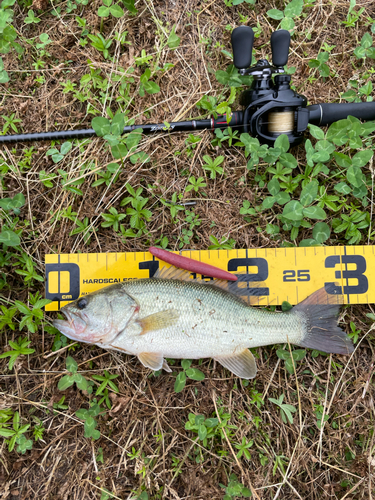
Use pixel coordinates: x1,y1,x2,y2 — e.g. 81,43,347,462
138,352,165,371
138,309,179,335
215,349,257,379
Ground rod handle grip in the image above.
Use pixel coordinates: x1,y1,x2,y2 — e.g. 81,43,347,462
308,102,375,126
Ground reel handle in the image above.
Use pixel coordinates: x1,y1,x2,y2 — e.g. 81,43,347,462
231,26,254,69
308,102,375,126
270,30,290,67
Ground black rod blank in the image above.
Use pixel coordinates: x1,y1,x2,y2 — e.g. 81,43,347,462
0,112,244,144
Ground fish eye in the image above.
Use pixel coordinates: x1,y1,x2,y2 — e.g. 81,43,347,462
77,298,88,310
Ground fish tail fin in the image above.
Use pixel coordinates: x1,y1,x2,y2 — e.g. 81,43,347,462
293,286,354,355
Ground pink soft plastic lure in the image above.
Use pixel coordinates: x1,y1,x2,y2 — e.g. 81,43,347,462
148,247,237,281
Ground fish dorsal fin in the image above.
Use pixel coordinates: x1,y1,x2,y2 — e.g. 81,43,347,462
293,284,344,307
207,279,268,306
215,349,257,379
138,309,179,335
154,265,233,285
208,279,232,291
153,266,236,289
138,352,165,371
227,278,269,305
153,266,194,281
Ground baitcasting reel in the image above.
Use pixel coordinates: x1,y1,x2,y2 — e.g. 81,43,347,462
230,26,375,146
1,26,375,146
231,26,308,146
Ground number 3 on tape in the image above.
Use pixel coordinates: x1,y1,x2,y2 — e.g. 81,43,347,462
325,254,368,296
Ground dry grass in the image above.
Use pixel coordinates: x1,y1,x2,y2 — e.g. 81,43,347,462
1,0,375,499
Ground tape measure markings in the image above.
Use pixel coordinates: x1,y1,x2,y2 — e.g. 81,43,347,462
45,246,375,311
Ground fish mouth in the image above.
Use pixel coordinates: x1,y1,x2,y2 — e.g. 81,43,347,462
53,309,88,341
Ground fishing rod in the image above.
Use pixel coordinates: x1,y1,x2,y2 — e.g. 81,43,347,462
1,26,375,147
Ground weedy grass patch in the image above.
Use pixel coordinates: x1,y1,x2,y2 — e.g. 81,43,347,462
1,0,375,499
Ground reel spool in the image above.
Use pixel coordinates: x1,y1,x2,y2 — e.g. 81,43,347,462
231,27,308,146
268,110,295,134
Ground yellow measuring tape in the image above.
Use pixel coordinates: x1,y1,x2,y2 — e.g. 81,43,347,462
45,245,374,311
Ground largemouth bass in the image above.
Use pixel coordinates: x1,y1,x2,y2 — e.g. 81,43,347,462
53,268,354,379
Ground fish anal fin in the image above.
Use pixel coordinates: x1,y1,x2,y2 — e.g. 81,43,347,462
138,352,165,371
215,349,257,379
138,309,179,335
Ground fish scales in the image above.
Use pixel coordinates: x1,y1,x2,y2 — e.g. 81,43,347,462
53,268,354,379
115,278,304,358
